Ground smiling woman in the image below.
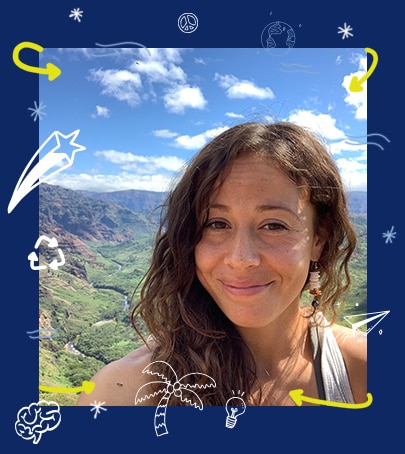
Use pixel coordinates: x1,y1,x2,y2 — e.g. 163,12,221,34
76,121,366,407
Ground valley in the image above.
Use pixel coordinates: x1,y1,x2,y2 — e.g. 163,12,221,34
38,183,367,405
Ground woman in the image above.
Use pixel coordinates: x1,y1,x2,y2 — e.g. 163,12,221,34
76,121,366,407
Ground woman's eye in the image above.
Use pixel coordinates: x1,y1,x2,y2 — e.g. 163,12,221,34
206,220,229,230
262,222,287,231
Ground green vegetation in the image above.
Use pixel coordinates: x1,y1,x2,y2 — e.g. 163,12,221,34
38,186,367,406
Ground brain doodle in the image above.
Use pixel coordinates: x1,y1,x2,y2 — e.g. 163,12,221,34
15,400,61,444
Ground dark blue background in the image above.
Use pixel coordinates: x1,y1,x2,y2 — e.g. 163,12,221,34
2,1,401,452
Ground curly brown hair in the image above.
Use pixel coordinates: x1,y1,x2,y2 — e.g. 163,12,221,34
131,121,357,405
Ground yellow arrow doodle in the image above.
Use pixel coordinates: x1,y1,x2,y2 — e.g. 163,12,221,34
12,41,62,81
349,47,378,92
289,389,373,409
39,380,95,395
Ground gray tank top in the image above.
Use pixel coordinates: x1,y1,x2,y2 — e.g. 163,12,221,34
309,313,355,403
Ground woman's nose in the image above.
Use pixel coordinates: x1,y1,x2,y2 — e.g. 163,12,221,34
223,230,261,268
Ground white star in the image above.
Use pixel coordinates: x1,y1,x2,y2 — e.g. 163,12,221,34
28,101,46,122
337,22,353,40
382,226,396,244
90,401,107,419
69,8,84,22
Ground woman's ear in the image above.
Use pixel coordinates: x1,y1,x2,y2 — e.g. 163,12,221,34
311,230,327,262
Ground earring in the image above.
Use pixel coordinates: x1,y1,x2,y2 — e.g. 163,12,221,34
309,261,322,313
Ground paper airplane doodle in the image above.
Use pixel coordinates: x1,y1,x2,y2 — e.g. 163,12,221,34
8,129,86,213
343,310,390,336
28,235,65,270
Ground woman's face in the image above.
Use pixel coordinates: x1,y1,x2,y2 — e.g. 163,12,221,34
194,155,325,329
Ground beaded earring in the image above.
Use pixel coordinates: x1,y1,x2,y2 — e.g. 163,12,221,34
309,261,322,313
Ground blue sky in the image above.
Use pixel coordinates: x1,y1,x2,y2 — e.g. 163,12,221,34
38,47,367,193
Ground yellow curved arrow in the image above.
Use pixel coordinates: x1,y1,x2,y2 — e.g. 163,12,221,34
12,41,62,81
289,389,373,409
39,380,95,395
349,47,378,92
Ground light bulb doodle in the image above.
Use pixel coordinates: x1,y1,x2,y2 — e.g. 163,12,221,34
225,396,246,429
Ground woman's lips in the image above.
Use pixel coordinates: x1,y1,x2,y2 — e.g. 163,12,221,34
221,281,271,297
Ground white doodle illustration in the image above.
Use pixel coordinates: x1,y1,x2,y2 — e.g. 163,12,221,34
135,360,216,436
8,129,86,213
225,395,246,429
15,400,62,444
28,235,65,271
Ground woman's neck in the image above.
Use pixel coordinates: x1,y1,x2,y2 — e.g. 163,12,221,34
236,305,310,378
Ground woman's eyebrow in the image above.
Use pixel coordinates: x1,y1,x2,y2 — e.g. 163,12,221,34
209,203,300,219
256,205,300,219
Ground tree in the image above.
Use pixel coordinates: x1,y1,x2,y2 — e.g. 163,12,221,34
135,361,216,436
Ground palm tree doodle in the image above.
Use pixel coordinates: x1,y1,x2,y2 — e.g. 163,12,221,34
135,360,217,436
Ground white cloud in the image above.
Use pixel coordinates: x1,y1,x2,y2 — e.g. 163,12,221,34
329,139,367,155
131,58,187,84
85,48,204,113
52,149,189,192
92,105,110,118
342,54,367,120
173,126,229,150
153,129,179,138
287,110,346,141
94,149,186,172
88,69,143,106
214,73,275,99
335,156,367,191
163,85,207,114
225,112,245,119
44,172,177,192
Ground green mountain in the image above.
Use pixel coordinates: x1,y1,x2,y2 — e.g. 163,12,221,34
38,183,367,405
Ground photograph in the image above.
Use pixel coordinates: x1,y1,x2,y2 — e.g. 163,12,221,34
38,48,367,409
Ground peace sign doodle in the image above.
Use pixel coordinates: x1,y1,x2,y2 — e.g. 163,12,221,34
178,13,198,34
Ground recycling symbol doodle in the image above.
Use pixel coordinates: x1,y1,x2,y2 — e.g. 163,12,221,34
28,235,65,270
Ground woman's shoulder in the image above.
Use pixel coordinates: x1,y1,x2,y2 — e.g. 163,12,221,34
76,343,154,406
331,323,367,361
331,323,367,403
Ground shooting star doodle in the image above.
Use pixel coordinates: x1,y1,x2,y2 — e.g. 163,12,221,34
8,129,86,214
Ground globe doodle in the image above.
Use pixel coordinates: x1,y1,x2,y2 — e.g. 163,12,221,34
261,21,296,49
178,13,199,34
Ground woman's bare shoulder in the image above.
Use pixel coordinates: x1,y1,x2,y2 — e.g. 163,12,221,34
75,344,154,406
331,323,367,403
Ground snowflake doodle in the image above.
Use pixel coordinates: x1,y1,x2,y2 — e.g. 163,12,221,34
337,22,353,39
382,226,396,244
28,101,46,122
90,401,107,419
69,8,84,22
